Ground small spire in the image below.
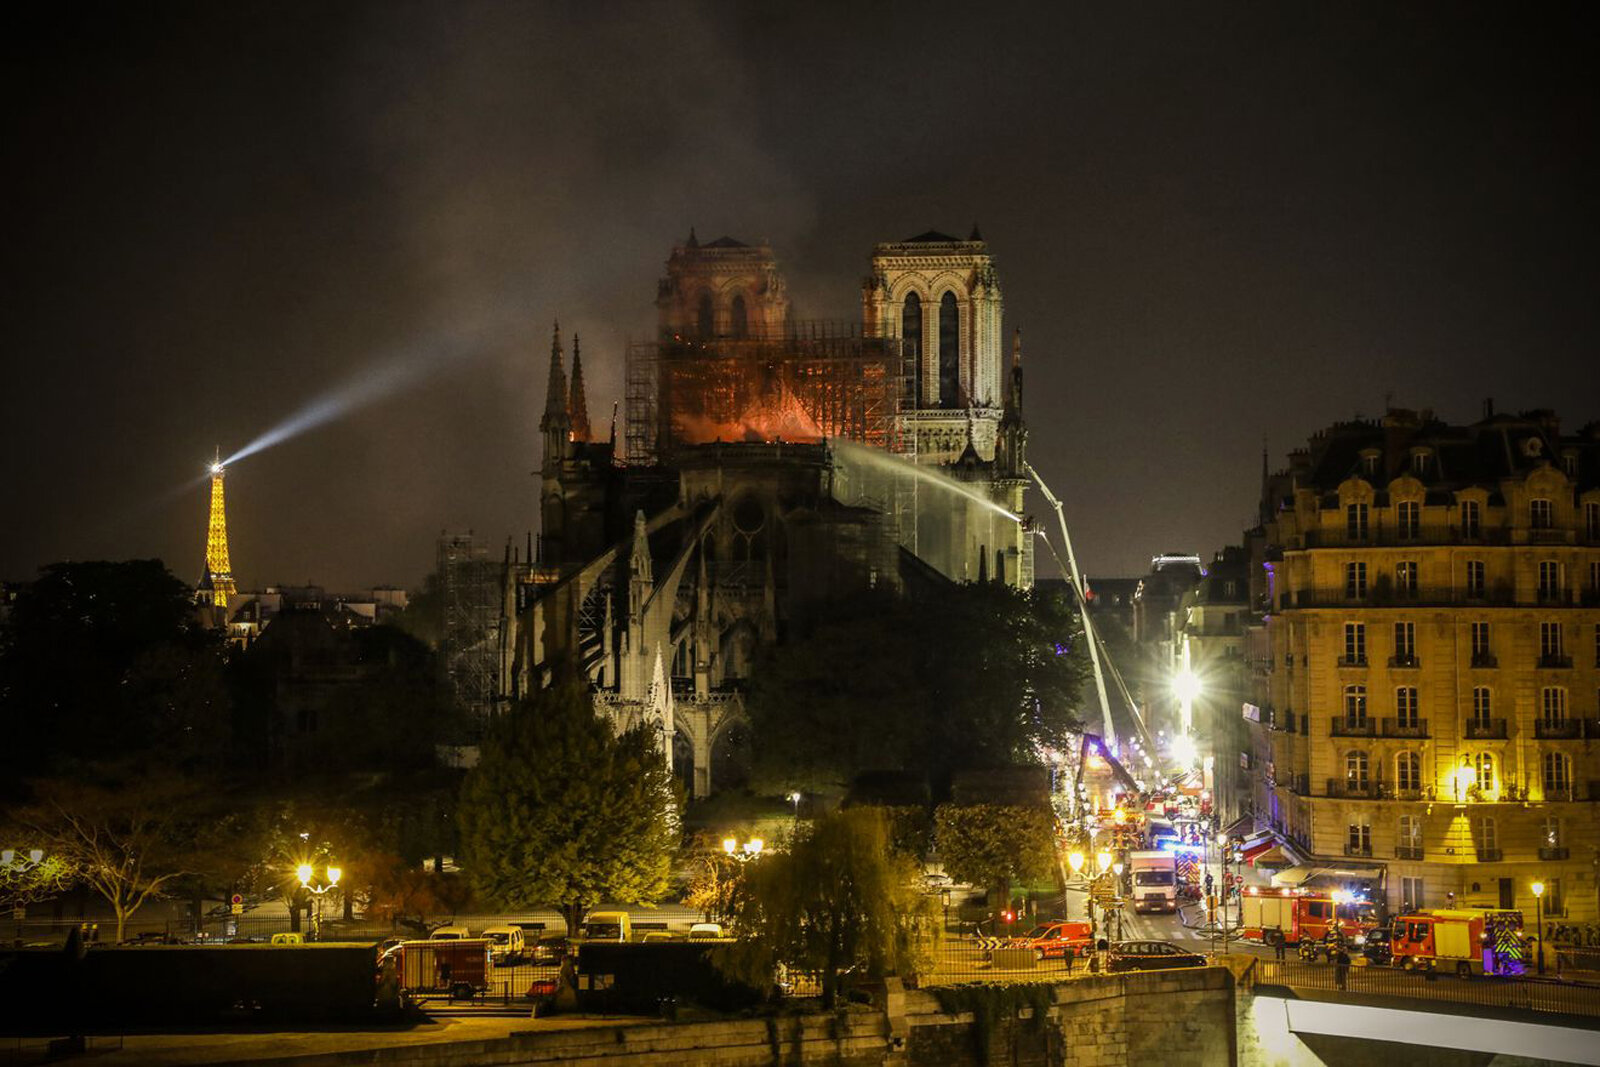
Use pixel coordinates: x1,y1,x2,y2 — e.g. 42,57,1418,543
540,319,569,434
969,222,983,241
569,333,592,442
687,226,698,248
1012,326,1022,368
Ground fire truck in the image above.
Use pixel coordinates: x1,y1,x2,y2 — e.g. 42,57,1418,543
1240,888,1381,946
1388,908,1526,977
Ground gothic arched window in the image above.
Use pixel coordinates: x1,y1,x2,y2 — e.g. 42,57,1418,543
697,292,715,337
730,294,748,338
902,292,922,402
938,290,960,408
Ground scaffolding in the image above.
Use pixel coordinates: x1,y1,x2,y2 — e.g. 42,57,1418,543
437,530,502,727
624,322,914,465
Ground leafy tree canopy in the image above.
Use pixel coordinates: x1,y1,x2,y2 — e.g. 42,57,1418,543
457,684,679,935
714,808,935,1008
934,802,1057,923
746,583,1087,797
0,560,227,768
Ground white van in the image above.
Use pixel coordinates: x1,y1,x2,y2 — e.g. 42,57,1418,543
481,924,525,963
581,911,632,942
429,925,472,940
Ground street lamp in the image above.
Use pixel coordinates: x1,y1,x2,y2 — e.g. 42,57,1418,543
1096,850,1112,875
1531,881,1546,975
1068,851,1085,879
722,837,764,863
297,863,341,941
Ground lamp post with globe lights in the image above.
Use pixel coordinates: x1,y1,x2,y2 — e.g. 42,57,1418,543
722,837,764,864
297,863,341,941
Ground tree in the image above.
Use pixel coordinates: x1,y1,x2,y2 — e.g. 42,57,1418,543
457,684,679,937
746,584,1086,797
934,803,1056,926
14,776,211,942
0,560,229,769
0,844,74,917
715,808,935,1008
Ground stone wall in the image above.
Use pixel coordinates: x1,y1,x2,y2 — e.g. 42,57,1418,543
226,967,1236,1066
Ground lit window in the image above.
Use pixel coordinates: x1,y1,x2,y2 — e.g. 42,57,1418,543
1396,561,1418,594
1346,822,1371,853
1343,685,1368,726
1345,750,1370,789
1474,752,1496,792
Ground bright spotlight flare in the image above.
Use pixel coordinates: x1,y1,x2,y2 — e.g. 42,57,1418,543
219,329,484,469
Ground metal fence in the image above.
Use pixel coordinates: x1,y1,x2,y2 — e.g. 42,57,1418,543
1253,958,1600,1018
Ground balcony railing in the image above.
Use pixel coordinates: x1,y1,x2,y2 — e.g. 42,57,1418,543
1395,845,1424,860
1343,843,1374,858
1381,717,1429,739
1388,655,1421,669
1539,846,1570,861
1538,654,1574,669
1336,656,1368,668
1464,718,1508,740
1299,527,1511,548
1470,653,1498,669
1535,719,1583,740
1326,777,1383,799
1475,848,1503,863
1330,719,1376,738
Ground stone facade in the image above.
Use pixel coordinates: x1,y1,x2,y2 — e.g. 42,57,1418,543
1250,407,1600,920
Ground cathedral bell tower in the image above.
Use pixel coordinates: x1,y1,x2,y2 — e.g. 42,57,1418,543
539,322,571,566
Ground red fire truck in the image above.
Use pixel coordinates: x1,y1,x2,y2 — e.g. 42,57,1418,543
1388,908,1527,977
1240,888,1381,946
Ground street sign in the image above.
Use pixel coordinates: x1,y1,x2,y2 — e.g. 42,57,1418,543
231,904,243,915
230,893,243,905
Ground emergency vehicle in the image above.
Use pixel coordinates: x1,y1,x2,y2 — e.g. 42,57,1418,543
1388,908,1527,977
395,938,492,1000
1240,887,1381,945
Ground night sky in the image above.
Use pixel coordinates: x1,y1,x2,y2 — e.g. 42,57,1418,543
5,3,1596,592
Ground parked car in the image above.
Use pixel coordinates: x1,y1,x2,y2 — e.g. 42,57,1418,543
482,925,526,964
580,911,631,942
530,935,570,964
687,923,725,940
642,931,678,943
1359,926,1392,967
1105,940,1207,972
429,925,471,941
1022,921,1094,961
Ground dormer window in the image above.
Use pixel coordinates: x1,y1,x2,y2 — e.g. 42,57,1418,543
1410,449,1431,476
1360,450,1380,478
1531,499,1554,530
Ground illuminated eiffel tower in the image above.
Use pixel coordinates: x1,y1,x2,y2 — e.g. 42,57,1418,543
200,449,237,608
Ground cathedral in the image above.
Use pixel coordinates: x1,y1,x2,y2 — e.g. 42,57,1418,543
501,230,1032,796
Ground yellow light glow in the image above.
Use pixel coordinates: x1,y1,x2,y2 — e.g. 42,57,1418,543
1173,670,1202,703
296,863,313,886
1096,850,1112,873
1068,851,1085,873
327,867,342,886
722,837,737,855
1454,765,1476,793
1113,808,1126,824
1532,881,1545,898
747,838,764,855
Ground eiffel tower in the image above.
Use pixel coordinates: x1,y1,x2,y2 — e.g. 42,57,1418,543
200,449,237,608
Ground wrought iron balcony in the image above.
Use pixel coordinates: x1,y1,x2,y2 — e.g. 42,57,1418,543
1469,652,1498,669
1539,846,1570,861
1343,843,1374,858
1475,848,1503,862
1464,718,1508,740
1394,845,1424,860
1326,777,1383,799
1538,654,1574,669
1535,719,1582,740
1336,656,1368,669
1330,718,1376,738
1381,718,1429,739
1388,654,1420,669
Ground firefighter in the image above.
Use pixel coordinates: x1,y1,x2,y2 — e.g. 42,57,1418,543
1334,943,1351,991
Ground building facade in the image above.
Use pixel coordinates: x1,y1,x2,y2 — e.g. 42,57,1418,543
1253,407,1600,920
